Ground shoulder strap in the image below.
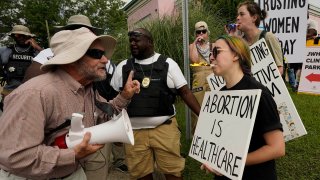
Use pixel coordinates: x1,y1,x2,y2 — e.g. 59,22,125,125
107,61,116,75
111,62,116,73
259,30,267,40
45,119,71,137
158,54,167,63
153,54,168,70
123,57,135,72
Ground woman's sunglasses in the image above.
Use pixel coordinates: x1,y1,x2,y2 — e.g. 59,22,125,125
210,47,229,59
196,29,207,34
85,49,105,59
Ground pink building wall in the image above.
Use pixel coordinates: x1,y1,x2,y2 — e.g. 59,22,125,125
158,0,175,18
125,0,176,29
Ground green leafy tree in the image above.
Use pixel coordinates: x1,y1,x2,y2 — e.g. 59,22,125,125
59,0,127,36
0,0,21,31
0,0,127,47
21,0,62,47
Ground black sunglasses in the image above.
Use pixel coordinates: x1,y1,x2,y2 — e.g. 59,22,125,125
196,29,207,34
210,47,229,59
85,49,105,59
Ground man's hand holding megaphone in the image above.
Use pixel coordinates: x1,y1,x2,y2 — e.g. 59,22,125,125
72,71,139,159
120,70,141,99
74,132,104,160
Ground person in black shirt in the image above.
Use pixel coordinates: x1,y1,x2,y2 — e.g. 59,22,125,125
201,35,285,180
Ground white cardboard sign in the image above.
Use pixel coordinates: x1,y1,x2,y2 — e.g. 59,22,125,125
255,0,308,63
298,47,320,95
251,38,307,141
206,38,307,141
189,90,261,180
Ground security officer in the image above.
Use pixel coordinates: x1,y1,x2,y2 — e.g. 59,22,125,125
0,25,42,109
111,28,200,179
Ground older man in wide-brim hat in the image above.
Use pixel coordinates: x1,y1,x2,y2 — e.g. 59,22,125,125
0,27,140,180
23,14,104,82
22,14,129,179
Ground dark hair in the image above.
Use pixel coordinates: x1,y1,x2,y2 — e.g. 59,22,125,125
216,35,252,76
131,28,154,43
238,1,267,27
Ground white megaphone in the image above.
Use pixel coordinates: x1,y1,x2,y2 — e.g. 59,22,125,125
54,109,134,149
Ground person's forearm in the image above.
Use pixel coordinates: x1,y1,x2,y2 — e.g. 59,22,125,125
109,93,131,113
246,130,285,166
189,44,199,63
246,144,284,166
34,44,43,51
1,145,76,179
179,86,200,115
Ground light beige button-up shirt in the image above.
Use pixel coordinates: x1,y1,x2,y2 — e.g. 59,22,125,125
0,68,129,179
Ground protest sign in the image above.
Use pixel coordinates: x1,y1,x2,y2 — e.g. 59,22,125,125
206,38,307,141
251,38,307,141
298,47,320,95
189,90,261,180
207,73,225,91
255,0,308,63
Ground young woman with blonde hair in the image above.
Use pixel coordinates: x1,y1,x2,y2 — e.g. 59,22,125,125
201,35,285,180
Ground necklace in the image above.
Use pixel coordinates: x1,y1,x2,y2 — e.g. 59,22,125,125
14,44,31,53
138,54,155,88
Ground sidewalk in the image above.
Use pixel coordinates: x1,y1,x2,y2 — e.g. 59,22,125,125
107,169,165,180
108,168,129,179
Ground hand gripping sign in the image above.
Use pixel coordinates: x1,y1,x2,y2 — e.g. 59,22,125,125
189,90,261,180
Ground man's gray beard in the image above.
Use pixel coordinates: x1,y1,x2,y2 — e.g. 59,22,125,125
94,74,107,82
76,60,107,82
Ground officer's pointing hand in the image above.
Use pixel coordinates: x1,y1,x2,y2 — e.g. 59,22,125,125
121,71,140,100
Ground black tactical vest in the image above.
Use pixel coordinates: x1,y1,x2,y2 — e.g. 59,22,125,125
122,55,176,117
5,45,34,82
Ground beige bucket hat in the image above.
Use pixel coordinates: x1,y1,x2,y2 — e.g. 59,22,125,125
41,27,116,71
9,25,35,37
55,14,103,34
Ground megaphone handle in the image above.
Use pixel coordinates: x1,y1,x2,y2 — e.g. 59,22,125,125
70,113,84,132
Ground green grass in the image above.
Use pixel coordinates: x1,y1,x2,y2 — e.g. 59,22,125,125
175,87,320,179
